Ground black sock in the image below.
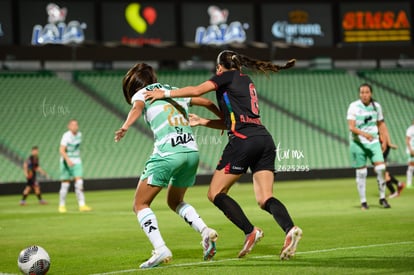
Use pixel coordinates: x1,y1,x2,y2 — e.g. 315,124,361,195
22,194,28,200
264,197,294,234
390,175,399,186
213,193,254,234
386,181,396,193
37,194,42,200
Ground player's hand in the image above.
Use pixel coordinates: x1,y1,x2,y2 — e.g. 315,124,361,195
189,113,201,127
364,133,373,141
114,128,127,142
388,143,398,149
143,88,165,103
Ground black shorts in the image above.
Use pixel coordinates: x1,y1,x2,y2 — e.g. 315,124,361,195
216,135,276,174
26,179,38,187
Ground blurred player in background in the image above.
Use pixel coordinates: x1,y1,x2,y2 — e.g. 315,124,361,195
144,50,303,261
115,63,222,268
406,119,414,189
379,136,405,198
58,119,92,213
20,146,48,205
347,83,391,210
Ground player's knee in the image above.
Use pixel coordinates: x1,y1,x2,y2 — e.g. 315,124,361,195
167,200,181,212
74,179,84,191
374,163,386,174
207,190,217,203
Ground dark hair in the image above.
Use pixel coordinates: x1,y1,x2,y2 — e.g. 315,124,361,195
359,83,377,111
122,63,157,105
359,83,373,93
216,50,295,73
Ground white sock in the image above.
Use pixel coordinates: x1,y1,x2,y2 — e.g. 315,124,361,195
375,164,386,199
137,208,165,250
59,182,70,206
176,202,207,234
356,168,368,203
407,166,414,186
74,179,86,207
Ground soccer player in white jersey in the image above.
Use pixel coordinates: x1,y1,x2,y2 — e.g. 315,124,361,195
347,83,391,210
58,119,92,213
406,119,414,188
114,63,222,268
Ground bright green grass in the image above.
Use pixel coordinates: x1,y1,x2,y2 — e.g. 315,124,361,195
1,177,413,275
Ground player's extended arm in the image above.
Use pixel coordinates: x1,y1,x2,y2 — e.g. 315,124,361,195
115,100,144,142
36,166,49,178
189,113,226,130
144,81,215,103
190,97,223,119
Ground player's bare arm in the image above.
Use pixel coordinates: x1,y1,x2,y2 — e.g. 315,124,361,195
377,120,390,151
115,100,144,142
348,119,373,141
144,81,215,103
190,97,223,118
59,145,73,167
23,161,29,178
189,113,226,130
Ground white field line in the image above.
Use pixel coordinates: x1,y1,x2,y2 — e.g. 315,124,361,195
89,241,414,275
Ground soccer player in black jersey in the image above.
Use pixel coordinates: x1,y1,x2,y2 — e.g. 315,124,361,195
20,146,48,205
145,50,302,260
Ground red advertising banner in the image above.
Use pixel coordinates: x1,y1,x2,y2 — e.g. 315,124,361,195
340,2,411,44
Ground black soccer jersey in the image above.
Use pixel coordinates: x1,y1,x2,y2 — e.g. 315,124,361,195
209,70,270,138
26,155,39,180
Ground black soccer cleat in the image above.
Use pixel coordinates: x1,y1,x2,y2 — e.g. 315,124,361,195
361,202,369,210
379,198,391,208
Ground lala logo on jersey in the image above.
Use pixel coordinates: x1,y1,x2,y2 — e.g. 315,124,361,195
125,3,157,34
31,3,87,45
195,5,249,45
171,127,194,147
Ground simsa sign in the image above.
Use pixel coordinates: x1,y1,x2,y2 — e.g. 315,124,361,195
340,2,411,45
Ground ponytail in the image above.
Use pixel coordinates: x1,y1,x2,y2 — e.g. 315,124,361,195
216,50,295,74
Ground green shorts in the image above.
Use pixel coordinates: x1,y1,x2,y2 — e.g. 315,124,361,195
350,141,384,168
60,161,83,180
140,151,199,188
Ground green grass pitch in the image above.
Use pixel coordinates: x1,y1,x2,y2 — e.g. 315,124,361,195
1,177,413,274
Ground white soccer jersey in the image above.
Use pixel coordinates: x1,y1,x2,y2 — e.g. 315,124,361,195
406,124,414,153
347,99,384,144
131,83,198,157
60,131,82,164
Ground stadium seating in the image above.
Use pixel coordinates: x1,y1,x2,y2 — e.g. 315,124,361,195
1,69,413,183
